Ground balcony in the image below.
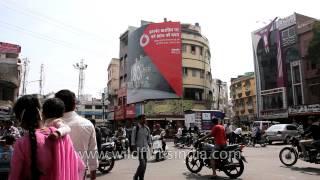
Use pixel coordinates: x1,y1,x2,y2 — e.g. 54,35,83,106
235,88,242,98
247,104,253,110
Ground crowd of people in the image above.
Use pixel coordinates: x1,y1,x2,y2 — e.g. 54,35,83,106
0,90,98,180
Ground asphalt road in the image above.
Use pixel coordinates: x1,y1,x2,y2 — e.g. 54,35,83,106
95,142,320,180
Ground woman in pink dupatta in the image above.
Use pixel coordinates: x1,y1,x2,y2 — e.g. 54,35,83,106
9,95,84,180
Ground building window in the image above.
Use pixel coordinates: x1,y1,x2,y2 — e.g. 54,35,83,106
184,88,203,101
95,115,102,119
200,70,204,78
183,67,188,76
191,45,196,55
182,44,187,53
85,105,92,109
293,66,301,83
118,97,122,106
192,69,197,77
281,26,296,46
85,115,92,119
199,47,203,56
95,105,102,109
294,85,303,105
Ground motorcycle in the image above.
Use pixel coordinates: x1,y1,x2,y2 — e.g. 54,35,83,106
242,133,267,147
98,138,116,174
114,137,129,159
174,133,196,148
279,136,320,166
151,135,167,161
185,139,247,179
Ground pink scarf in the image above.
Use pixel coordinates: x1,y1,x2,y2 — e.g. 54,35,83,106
52,127,85,180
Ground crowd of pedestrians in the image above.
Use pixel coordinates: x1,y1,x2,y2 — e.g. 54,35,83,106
0,89,99,180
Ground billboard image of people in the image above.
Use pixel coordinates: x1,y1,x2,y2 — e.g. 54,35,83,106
126,22,182,104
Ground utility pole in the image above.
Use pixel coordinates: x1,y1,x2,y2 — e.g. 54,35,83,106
73,59,88,102
102,92,105,121
39,64,44,95
21,58,29,96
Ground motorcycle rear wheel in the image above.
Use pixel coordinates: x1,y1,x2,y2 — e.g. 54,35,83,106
186,151,203,173
279,147,298,166
223,158,244,179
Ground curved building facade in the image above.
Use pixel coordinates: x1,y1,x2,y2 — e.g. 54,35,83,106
181,23,213,105
112,21,213,130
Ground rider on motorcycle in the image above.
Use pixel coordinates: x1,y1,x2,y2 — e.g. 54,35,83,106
153,124,166,151
198,118,227,179
115,125,127,150
299,117,320,160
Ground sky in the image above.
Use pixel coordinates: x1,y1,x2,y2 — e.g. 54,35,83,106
0,0,319,98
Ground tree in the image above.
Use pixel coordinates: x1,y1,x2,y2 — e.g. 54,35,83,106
307,21,320,67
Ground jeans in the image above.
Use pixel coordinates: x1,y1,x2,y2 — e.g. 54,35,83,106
134,150,148,180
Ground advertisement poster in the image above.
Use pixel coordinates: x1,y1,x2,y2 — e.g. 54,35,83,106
0,42,21,54
126,22,182,104
201,111,225,130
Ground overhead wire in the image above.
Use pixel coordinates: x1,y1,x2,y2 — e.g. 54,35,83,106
0,20,107,57
0,0,109,43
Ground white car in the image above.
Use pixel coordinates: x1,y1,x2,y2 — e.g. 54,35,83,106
265,124,299,144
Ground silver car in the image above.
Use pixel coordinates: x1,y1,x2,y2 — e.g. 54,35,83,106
265,124,299,144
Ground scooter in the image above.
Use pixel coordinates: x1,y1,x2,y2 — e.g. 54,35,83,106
151,135,167,161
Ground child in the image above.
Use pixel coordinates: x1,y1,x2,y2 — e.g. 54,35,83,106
42,98,71,139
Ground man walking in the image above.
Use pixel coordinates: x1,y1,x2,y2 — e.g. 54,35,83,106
55,90,99,180
131,115,151,180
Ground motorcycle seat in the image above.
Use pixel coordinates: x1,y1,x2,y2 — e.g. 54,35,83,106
225,145,239,151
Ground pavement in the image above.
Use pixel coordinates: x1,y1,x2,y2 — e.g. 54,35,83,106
95,142,320,180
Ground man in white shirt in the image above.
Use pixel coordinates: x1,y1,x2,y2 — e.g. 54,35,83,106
55,90,99,180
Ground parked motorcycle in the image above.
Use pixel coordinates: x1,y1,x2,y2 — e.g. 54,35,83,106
98,139,115,174
279,136,320,166
242,133,267,147
185,139,247,179
151,135,167,161
174,133,196,148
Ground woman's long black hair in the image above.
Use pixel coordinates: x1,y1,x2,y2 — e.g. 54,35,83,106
14,95,42,180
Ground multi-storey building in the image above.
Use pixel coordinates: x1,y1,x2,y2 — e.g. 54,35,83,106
212,79,228,112
252,13,320,122
230,72,257,123
111,20,213,128
0,42,21,121
107,58,119,121
76,98,107,126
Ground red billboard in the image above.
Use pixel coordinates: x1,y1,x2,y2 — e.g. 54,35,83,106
127,22,182,104
0,42,21,54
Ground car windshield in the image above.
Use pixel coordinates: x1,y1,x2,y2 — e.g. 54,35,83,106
267,125,285,131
